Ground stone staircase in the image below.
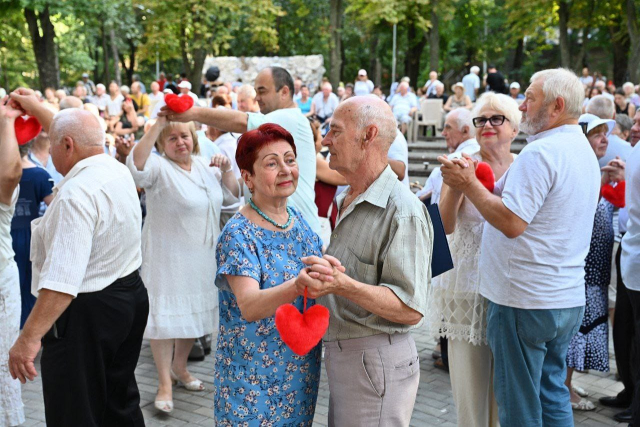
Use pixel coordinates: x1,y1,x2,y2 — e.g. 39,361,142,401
407,134,529,186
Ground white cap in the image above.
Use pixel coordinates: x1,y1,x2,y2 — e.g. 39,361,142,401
178,81,192,90
510,82,520,90
163,88,173,94
358,69,367,76
578,113,615,136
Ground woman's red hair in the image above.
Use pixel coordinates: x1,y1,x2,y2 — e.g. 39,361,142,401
236,123,297,174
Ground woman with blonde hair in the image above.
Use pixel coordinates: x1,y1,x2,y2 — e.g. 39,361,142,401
430,92,521,427
127,116,240,414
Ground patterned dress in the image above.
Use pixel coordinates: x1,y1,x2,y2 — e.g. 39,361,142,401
566,198,614,371
214,208,323,426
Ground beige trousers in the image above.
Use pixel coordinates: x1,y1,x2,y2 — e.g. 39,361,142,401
324,333,420,427
448,338,499,427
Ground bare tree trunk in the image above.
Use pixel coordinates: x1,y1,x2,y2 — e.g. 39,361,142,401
405,23,427,86
626,0,640,83
109,26,121,85
189,48,207,96
329,0,343,92
511,38,525,83
573,28,589,71
429,0,440,73
610,17,630,85
558,0,571,68
102,25,110,83
24,6,60,90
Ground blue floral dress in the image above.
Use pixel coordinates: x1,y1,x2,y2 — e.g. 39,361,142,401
214,208,323,426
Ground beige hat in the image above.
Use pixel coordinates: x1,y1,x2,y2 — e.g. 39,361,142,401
452,82,464,91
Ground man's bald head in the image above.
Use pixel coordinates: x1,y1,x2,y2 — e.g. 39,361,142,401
337,96,397,148
59,96,84,110
50,108,105,148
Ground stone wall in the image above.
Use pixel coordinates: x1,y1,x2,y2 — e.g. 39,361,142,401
202,55,326,92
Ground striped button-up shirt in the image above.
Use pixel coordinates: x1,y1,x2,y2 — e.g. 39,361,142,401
319,165,433,341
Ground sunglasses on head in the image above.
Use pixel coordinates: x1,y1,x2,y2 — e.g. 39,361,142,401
472,115,508,128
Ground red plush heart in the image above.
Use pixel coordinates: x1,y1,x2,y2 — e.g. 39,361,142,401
164,93,194,113
15,116,42,146
601,181,625,208
275,297,329,356
475,161,495,193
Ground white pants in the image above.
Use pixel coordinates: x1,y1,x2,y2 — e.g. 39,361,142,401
448,338,499,427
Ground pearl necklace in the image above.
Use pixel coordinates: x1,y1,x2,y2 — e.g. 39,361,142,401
249,199,294,229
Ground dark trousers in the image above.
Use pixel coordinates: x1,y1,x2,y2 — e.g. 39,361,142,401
613,241,636,403
41,271,149,427
628,287,640,426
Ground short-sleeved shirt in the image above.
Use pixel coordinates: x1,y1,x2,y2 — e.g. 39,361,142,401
247,108,320,233
319,165,434,341
622,144,640,291
11,168,53,230
213,132,243,212
106,94,125,116
388,130,410,187
130,93,150,117
462,73,481,101
311,92,339,120
389,92,418,118
296,97,312,114
354,80,374,96
479,125,601,309
90,94,109,111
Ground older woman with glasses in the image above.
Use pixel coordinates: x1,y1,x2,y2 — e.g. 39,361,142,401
431,92,521,427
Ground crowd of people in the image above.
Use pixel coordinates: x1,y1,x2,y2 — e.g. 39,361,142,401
0,63,639,427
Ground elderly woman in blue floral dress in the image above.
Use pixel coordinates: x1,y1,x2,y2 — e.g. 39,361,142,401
214,123,340,426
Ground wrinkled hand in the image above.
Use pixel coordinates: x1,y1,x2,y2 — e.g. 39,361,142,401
0,96,24,123
295,255,346,299
157,105,198,122
438,153,478,192
601,157,625,183
115,135,135,158
9,334,41,384
9,88,40,116
210,154,231,171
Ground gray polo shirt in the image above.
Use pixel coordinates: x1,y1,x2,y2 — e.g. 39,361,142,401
319,165,433,341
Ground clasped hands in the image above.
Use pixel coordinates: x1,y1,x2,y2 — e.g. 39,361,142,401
601,156,625,184
438,152,479,192
296,255,347,299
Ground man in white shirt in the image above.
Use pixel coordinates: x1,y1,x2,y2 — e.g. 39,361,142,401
178,80,199,105
237,84,260,113
8,89,148,427
159,66,320,233
439,69,600,426
424,71,443,97
621,143,640,425
579,67,594,87
416,108,479,203
462,66,481,101
389,82,418,135
293,77,303,102
310,82,339,123
90,83,109,113
147,81,164,115
388,129,410,187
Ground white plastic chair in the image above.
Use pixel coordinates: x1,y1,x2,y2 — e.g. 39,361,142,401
410,99,443,142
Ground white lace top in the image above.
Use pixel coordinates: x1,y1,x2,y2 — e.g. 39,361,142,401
429,152,509,345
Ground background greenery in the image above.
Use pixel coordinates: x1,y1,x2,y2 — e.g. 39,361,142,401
0,0,638,94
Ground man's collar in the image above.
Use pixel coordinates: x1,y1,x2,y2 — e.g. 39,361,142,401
338,165,397,211
52,153,109,197
455,138,479,153
526,124,582,143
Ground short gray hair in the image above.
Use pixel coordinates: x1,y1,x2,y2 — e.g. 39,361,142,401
450,108,476,137
615,114,634,134
49,109,105,148
623,82,635,92
530,68,584,119
470,66,480,74
59,96,84,110
586,95,615,119
237,84,256,99
353,100,397,147
473,92,522,133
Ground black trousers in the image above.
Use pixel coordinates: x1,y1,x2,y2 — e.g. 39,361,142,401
41,271,149,427
629,287,640,426
613,241,636,403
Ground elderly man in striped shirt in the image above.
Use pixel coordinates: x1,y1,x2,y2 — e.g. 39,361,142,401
297,96,434,427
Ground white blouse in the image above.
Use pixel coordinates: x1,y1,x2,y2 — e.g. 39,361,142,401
30,154,142,297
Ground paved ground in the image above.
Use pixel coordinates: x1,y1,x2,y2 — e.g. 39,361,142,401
19,323,627,426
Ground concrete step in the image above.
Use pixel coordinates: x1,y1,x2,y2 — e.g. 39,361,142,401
409,141,527,153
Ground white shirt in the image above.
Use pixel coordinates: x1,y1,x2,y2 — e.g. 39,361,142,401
579,76,594,86
106,94,125,116
354,80,374,96
462,73,481,101
312,92,339,119
247,108,320,233
415,138,480,203
90,94,110,111
0,189,18,272
388,130,410,187
148,91,164,114
213,132,243,212
479,125,601,309
424,79,443,97
389,92,418,117
622,144,640,291
30,154,142,297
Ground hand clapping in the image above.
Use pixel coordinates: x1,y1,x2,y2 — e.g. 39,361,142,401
438,152,479,192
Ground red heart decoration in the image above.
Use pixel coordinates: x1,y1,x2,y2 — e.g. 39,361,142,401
601,181,625,208
275,302,329,356
475,161,495,193
15,116,42,146
164,93,194,113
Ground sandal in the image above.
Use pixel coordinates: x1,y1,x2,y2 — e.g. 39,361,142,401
571,398,596,411
170,370,206,391
573,385,589,397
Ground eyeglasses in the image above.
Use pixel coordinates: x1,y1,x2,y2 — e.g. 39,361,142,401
472,115,508,128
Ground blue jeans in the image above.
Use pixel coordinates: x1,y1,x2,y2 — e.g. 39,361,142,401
487,301,585,427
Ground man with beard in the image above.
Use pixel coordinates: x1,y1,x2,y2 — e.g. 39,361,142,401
438,68,601,426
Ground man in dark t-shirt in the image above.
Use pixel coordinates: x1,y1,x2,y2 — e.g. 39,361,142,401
486,66,508,94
